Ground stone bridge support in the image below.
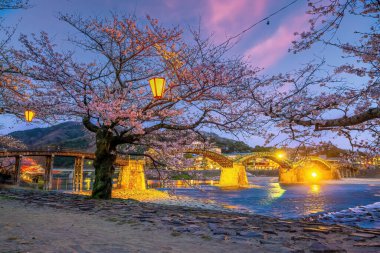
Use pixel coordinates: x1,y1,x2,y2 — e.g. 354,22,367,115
73,156,84,192
219,163,248,187
278,167,298,184
43,155,54,190
279,165,341,184
118,160,146,190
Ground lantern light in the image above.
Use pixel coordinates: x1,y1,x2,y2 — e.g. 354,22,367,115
24,110,35,122
149,77,166,99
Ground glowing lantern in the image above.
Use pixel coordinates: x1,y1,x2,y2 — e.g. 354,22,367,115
311,172,317,178
24,110,35,122
149,77,166,99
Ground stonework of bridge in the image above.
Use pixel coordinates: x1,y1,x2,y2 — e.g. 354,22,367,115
187,150,342,185
0,149,344,191
232,153,342,183
186,149,248,187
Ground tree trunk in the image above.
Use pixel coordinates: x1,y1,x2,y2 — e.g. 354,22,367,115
91,128,116,199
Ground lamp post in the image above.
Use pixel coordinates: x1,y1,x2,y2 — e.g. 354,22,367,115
149,77,166,99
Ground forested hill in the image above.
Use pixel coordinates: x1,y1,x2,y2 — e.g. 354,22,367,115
9,122,95,151
8,122,256,154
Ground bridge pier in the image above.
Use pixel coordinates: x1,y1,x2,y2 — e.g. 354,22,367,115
73,156,84,192
117,160,146,190
219,163,248,187
44,155,54,190
278,167,299,183
14,155,22,186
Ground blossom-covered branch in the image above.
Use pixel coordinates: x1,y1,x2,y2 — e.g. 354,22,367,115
6,14,261,198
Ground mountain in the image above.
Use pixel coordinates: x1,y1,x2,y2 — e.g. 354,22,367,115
203,132,254,153
8,122,255,154
9,121,95,151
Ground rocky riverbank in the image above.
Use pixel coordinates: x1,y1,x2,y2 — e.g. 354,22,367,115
1,185,380,252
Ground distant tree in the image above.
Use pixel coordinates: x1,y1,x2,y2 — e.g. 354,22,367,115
0,0,29,10
0,135,26,176
7,15,260,199
251,145,273,152
0,135,25,150
254,0,379,153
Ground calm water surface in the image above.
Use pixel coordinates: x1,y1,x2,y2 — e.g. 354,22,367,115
52,175,380,223
163,177,380,219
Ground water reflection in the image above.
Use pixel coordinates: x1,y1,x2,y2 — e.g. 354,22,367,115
147,179,215,188
268,183,286,200
48,174,380,220
260,183,286,205
310,184,320,194
303,184,326,215
50,172,95,191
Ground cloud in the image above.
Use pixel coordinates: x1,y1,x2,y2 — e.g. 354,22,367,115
244,14,309,69
205,0,268,42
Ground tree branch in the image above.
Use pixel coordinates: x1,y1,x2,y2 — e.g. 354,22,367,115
294,107,380,129
82,117,99,133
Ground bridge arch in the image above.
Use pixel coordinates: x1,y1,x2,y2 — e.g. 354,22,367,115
184,149,233,168
184,149,247,187
292,156,340,182
235,152,293,169
293,156,335,171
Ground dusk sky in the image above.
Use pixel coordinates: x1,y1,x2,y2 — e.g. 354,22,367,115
0,0,369,148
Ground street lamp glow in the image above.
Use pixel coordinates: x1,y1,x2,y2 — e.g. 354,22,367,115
311,172,317,178
149,77,166,99
24,110,35,122
276,152,285,159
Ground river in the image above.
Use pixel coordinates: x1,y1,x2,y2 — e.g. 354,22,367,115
165,177,380,228
51,175,380,228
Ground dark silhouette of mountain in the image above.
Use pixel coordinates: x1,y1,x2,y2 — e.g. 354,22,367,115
8,122,256,154
9,121,95,151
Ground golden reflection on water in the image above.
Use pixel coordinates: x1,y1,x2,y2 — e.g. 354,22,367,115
84,178,91,190
303,184,325,215
260,183,286,205
310,184,320,194
147,179,216,188
268,183,286,200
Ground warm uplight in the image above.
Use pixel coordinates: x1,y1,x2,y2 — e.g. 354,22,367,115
149,77,166,99
276,152,285,159
24,110,35,122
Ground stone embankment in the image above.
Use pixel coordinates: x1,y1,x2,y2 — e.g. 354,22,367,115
1,186,380,252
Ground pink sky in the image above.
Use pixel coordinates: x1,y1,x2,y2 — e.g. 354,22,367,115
204,0,268,42
244,14,309,69
161,0,308,69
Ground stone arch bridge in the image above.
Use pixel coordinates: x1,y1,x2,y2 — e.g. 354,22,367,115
186,150,342,187
0,149,343,191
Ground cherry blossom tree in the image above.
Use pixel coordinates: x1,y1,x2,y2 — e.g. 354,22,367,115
254,0,379,153
0,0,30,117
8,14,260,199
0,0,30,154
